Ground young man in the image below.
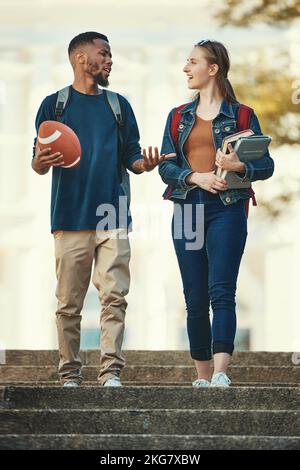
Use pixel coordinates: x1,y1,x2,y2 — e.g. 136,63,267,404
32,32,164,387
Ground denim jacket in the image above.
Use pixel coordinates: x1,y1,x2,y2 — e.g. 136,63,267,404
159,97,274,205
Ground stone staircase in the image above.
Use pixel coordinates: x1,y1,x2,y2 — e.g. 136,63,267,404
0,350,299,450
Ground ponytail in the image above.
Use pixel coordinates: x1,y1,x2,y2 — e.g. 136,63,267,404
218,76,237,103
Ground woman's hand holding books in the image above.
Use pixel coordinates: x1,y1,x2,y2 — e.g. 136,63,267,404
215,143,246,176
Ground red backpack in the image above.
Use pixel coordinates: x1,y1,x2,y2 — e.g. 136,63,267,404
164,103,257,218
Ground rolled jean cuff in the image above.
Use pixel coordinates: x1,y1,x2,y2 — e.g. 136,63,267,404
190,348,212,361
213,341,234,356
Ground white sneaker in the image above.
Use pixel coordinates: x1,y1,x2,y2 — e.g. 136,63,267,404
103,376,122,387
192,378,210,388
210,372,231,387
63,380,80,387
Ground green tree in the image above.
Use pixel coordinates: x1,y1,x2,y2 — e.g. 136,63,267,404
215,0,300,27
215,0,300,219
232,60,300,147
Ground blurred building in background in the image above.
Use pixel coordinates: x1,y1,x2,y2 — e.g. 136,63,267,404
0,0,299,352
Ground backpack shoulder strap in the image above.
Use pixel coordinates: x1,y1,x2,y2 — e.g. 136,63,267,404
103,90,125,180
170,103,189,150
104,89,123,127
237,103,257,211
55,86,72,121
163,103,189,201
237,103,253,131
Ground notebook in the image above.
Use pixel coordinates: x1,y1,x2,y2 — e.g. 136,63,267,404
218,135,272,189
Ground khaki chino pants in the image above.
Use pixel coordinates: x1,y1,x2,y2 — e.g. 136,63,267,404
53,229,130,385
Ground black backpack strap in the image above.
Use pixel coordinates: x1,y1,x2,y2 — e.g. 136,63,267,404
55,86,72,121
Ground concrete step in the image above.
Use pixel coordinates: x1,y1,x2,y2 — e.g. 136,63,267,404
0,409,299,436
1,381,299,388
1,351,298,451
1,365,300,384
1,434,299,450
3,350,297,366
1,385,299,411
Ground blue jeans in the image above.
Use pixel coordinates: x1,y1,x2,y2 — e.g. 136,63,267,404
172,188,248,361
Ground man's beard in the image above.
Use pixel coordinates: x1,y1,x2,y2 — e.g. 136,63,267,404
95,73,109,87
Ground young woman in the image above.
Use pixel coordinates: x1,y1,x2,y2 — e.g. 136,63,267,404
159,40,274,387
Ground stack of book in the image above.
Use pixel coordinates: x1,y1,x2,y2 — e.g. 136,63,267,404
215,130,271,189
